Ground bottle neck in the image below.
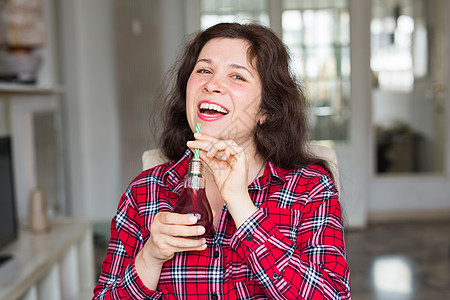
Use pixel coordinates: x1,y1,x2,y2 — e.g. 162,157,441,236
184,158,205,189
188,158,203,175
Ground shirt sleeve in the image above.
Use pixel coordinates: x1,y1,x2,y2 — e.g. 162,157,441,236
93,190,163,300
230,174,351,300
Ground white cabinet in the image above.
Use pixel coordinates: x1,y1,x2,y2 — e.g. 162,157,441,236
0,218,95,300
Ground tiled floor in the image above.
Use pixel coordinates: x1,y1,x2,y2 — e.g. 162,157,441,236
94,220,450,299
346,220,450,300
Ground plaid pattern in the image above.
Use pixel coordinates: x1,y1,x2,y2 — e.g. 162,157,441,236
94,150,351,299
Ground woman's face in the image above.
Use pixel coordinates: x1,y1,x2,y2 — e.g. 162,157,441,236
186,38,263,147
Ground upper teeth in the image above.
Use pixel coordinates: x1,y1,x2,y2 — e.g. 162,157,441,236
199,103,229,114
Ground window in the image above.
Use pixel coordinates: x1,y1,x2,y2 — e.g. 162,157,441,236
282,0,350,141
200,0,269,29
371,0,427,91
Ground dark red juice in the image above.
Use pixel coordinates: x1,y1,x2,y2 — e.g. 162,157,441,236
173,188,213,239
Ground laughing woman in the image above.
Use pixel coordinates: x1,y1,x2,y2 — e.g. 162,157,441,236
94,23,351,300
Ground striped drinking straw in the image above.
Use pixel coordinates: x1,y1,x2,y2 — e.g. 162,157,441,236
194,123,201,159
191,123,202,203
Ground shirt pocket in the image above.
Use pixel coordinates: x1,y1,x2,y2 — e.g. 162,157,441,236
260,207,302,244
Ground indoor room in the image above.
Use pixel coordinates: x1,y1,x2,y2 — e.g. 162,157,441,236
0,0,449,299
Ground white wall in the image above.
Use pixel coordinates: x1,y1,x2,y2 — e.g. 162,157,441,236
59,0,120,220
161,0,188,74
0,98,8,136
337,0,371,228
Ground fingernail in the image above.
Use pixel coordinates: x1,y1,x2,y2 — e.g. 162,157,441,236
194,133,201,137
198,226,205,234
186,141,193,145
189,216,197,223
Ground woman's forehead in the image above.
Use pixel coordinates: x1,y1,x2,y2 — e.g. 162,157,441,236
198,38,258,70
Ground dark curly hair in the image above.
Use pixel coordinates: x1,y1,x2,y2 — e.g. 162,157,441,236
159,22,328,172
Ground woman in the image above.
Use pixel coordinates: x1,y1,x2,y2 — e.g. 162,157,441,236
94,23,351,299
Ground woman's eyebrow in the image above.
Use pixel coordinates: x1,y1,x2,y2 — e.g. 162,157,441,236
196,58,255,78
196,58,211,65
229,63,255,78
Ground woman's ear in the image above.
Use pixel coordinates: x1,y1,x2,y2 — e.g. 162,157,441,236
258,114,266,125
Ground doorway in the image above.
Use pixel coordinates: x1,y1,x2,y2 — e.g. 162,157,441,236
369,0,450,217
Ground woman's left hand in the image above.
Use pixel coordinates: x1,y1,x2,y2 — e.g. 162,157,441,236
187,133,257,227
188,133,248,200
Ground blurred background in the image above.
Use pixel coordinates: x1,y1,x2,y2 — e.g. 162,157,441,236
0,0,449,299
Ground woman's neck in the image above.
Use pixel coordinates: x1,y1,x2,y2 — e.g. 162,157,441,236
244,142,265,183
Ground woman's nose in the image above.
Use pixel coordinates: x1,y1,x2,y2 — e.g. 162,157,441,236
204,77,225,94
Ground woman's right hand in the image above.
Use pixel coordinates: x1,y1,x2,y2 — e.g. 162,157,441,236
135,212,207,289
145,212,207,263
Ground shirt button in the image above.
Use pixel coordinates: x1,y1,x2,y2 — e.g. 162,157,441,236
227,214,232,220
246,234,253,241
211,293,218,300
213,251,220,258
272,272,279,280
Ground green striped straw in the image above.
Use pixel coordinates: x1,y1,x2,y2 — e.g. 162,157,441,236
194,123,201,159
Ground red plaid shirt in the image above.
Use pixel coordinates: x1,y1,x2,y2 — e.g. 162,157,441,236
94,150,351,299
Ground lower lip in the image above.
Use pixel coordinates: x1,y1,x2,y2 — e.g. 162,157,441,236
197,110,227,121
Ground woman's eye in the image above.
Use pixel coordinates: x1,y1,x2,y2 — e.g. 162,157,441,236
232,74,246,81
197,69,211,74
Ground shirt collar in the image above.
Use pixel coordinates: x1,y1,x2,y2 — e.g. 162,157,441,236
162,149,192,193
248,160,286,190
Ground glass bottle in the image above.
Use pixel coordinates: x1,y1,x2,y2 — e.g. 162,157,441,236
172,158,213,238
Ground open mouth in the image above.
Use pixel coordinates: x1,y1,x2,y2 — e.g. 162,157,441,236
198,102,229,116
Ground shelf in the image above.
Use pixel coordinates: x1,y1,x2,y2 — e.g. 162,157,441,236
0,83,63,95
0,218,95,300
